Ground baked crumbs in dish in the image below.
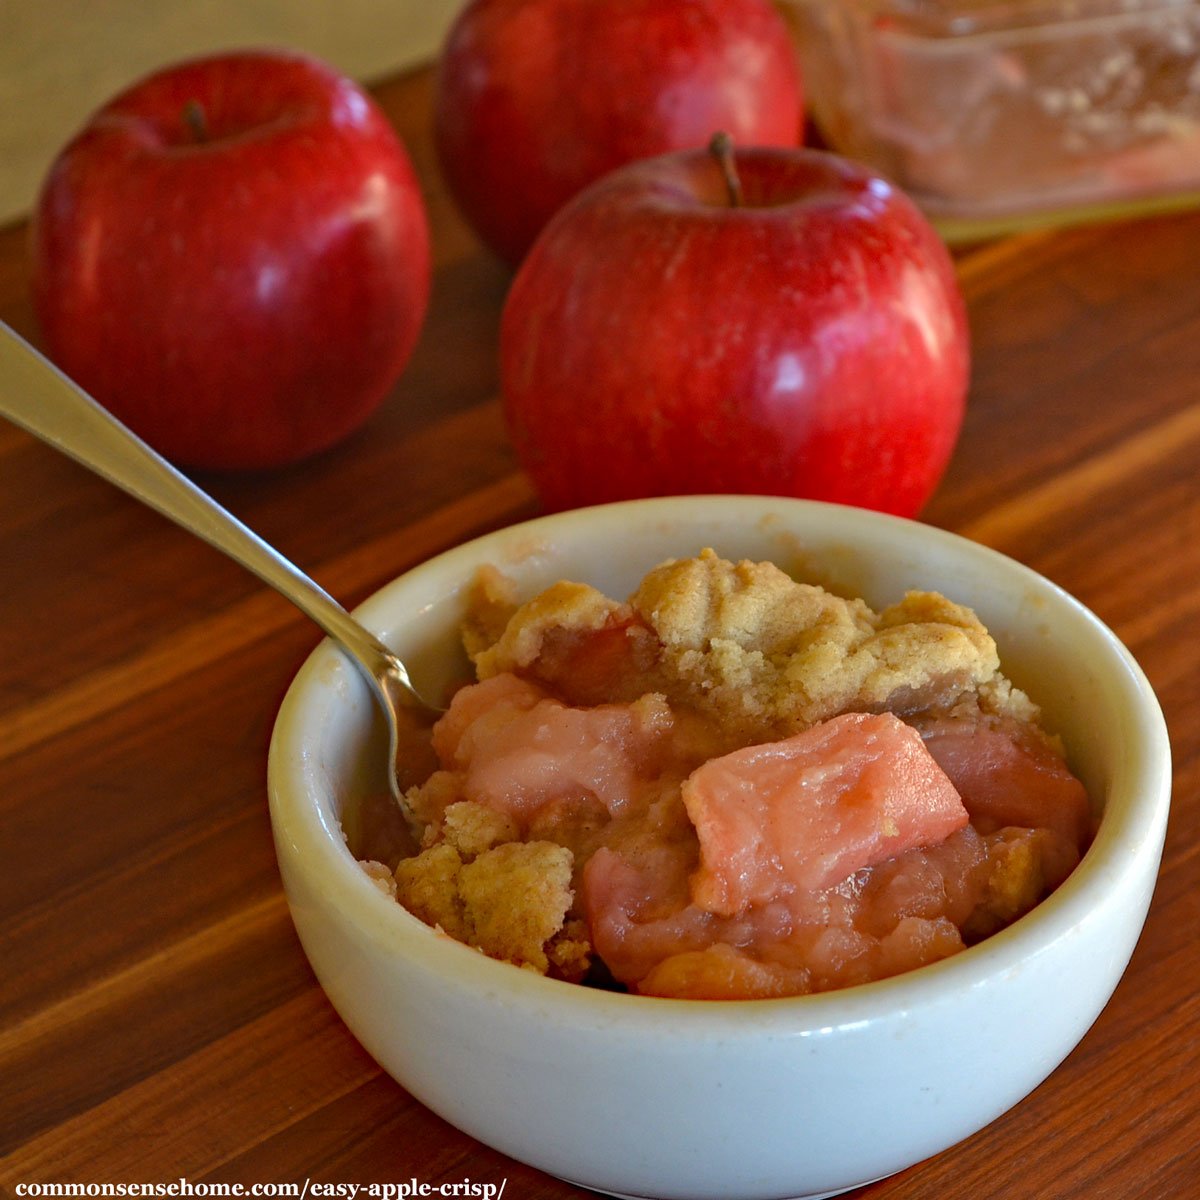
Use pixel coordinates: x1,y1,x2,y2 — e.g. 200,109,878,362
362,549,1092,1000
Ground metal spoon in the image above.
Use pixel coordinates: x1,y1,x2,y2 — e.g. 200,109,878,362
0,321,440,812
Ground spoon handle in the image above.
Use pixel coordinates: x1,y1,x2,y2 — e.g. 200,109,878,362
0,322,417,703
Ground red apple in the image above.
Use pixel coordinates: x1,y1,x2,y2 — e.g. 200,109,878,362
435,0,803,264
500,141,969,517
30,49,431,470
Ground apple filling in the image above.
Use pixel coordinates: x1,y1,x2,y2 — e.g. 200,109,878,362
364,550,1092,999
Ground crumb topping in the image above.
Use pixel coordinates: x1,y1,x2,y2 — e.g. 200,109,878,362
473,547,1018,744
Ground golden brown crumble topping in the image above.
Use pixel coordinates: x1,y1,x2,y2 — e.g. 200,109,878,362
472,548,1026,745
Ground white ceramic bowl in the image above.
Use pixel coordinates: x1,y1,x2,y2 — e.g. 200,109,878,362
268,496,1170,1200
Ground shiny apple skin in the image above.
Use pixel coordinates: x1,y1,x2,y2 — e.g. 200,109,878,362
30,49,431,470
435,0,803,265
500,147,970,517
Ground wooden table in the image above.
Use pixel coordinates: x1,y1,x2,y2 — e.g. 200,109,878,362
1,66,1196,1200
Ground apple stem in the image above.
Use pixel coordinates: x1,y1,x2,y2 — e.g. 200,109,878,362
182,100,209,144
709,131,743,209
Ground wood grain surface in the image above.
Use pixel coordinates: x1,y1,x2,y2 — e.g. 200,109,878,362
1,67,1197,1200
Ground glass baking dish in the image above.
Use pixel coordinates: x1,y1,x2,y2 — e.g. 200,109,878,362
782,0,1200,238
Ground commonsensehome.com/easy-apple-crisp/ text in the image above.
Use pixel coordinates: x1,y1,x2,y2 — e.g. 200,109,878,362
10,1182,507,1200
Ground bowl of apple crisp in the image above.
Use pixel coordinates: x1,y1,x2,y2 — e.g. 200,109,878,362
268,495,1169,1200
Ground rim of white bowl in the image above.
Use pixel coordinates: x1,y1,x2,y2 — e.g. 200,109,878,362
268,496,1172,1036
